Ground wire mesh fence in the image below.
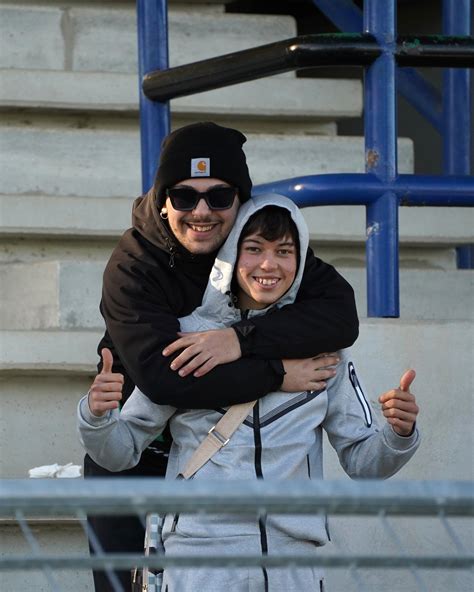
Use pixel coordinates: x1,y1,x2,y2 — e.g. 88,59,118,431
0,479,472,592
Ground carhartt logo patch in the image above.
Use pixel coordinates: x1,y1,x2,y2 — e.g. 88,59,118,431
191,158,210,177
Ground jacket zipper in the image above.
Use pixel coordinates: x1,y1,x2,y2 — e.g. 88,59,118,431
253,401,269,592
164,237,176,268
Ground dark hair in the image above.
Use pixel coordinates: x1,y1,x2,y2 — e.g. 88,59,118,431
238,206,300,257
231,206,300,303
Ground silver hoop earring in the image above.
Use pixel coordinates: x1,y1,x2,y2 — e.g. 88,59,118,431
160,209,168,220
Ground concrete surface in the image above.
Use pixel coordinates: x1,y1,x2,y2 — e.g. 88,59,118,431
1,122,414,197
1,263,472,330
0,69,362,122
0,2,296,76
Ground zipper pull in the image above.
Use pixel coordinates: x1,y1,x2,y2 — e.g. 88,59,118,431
165,238,175,268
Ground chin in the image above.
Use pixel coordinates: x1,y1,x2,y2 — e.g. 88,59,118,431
187,243,218,255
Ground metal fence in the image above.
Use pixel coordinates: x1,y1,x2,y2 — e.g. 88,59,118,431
1,479,472,591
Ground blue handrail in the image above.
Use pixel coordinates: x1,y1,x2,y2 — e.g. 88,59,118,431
137,0,170,194
136,0,473,317
312,0,473,283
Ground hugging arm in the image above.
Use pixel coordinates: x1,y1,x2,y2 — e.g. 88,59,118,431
100,255,285,408
100,245,357,408
166,250,359,376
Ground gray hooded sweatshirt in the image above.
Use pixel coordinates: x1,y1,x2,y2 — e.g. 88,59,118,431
78,194,420,591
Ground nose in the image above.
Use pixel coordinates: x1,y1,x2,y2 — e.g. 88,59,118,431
260,253,277,271
192,197,212,216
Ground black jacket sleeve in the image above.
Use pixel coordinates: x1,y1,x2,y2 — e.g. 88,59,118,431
100,258,285,410
232,247,359,358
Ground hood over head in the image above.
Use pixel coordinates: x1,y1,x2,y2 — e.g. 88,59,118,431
187,194,309,325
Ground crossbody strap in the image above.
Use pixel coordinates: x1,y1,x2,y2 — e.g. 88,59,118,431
180,400,257,480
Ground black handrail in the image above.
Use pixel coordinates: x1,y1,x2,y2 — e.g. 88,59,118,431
143,33,474,101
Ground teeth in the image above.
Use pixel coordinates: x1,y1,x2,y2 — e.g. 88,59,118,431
255,278,278,286
189,224,214,232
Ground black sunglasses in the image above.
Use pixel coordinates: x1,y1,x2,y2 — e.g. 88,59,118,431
166,186,237,211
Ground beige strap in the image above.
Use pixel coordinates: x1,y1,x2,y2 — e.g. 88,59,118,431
180,400,256,480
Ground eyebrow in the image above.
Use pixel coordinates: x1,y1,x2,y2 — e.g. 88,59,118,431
242,237,295,246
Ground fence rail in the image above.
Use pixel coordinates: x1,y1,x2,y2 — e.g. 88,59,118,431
2,479,472,591
1,478,472,517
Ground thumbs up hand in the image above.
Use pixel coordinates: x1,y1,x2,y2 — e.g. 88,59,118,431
87,348,124,417
378,369,419,436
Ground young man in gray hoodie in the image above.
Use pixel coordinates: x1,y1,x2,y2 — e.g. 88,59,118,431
79,194,420,592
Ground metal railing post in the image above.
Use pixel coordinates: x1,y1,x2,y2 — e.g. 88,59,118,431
364,0,400,317
443,0,473,269
311,0,443,131
137,0,170,194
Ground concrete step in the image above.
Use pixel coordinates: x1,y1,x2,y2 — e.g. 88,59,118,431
0,2,296,76
0,330,99,374
0,373,93,479
0,320,472,483
1,193,472,250
0,2,362,129
1,263,472,331
344,268,473,321
0,68,362,126
1,118,414,198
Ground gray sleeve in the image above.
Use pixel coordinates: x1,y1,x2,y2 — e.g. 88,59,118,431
322,349,420,479
77,388,176,472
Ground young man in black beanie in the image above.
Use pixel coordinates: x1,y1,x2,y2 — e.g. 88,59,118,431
85,122,359,591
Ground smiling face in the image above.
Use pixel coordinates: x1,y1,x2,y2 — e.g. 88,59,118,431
163,177,240,255
236,233,298,310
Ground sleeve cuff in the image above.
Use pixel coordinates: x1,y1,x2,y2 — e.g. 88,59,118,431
232,321,256,356
79,395,112,427
383,422,420,451
268,359,286,389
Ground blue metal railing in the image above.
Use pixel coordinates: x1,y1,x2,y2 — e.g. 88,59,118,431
136,0,473,317
137,0,170,192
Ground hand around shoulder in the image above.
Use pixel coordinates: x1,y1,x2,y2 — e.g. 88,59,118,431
281,353,340,392
162,328,242,377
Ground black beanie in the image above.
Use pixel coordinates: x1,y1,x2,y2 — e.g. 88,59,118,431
154,122,252,208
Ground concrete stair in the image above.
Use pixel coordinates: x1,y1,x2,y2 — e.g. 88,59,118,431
1,1,473,591
0,2,295,74
1,120,415,197
1,263,472,332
